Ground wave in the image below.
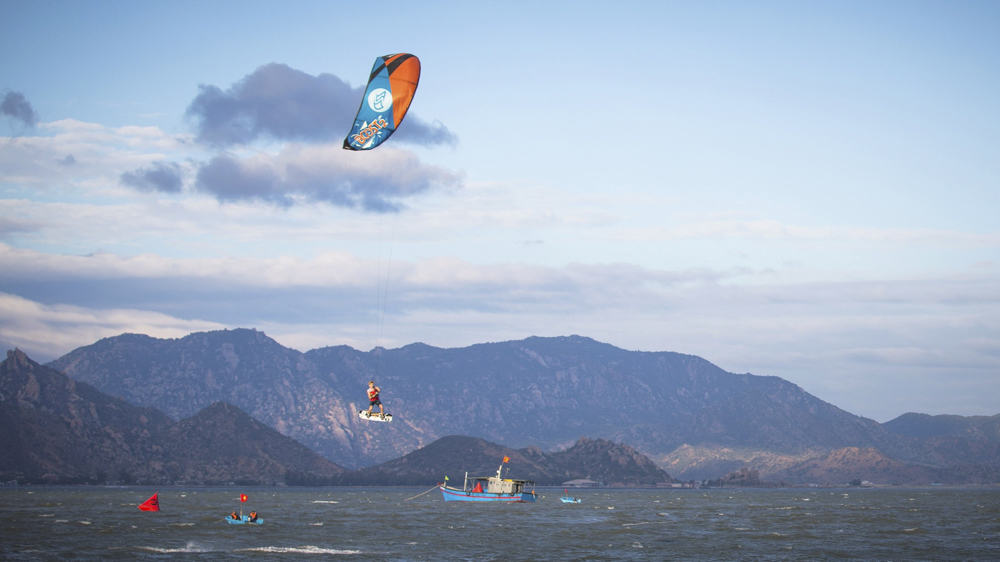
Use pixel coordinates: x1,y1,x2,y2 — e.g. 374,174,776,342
138,542,213,553
238,546,362,555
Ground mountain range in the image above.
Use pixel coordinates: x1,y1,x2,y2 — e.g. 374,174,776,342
0,348,673,486
1,349,344,485
29,329,1000,484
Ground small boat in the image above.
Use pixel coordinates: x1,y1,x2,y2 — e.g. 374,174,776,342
226,514,263,525
440,456,536,503
225,493,262,525
560,489,582,503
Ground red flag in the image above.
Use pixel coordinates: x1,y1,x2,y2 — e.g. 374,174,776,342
502,456,510,463
138,492,159,512
240,493,248,503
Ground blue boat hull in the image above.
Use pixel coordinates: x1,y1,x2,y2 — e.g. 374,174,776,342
225,515,263,525
440,485,536,503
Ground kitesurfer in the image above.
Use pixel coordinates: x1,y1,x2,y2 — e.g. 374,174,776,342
366,380,384,418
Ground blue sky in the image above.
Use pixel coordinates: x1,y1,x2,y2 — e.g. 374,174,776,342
2,0,998,421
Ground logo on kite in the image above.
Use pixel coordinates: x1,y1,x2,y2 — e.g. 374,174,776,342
368,88,392,112
351,118,389,148
343,53,420,151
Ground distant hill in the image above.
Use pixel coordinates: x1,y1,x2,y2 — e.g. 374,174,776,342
0,349,344,484
880,412,1000,480
1,348,173,484
884,412,1000,439
768,447,941,485
162,401,344,485
334,435,673,486
43,329,1000,483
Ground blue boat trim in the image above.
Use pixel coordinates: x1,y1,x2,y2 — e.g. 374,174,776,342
440,485,536,503
225,514,263,525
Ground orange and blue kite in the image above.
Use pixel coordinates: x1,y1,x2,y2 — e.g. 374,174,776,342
343,53,420,150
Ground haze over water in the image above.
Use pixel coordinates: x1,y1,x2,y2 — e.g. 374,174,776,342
1,486,997,560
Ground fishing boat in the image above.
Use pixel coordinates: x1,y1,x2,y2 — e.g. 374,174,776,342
439,456,536,503
559,489,582,503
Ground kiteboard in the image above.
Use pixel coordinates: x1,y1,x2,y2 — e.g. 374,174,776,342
359,410,393,423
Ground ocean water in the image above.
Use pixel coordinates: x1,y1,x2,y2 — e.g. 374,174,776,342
1,486,997,560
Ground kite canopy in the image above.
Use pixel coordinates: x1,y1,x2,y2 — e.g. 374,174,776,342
343,53,420,150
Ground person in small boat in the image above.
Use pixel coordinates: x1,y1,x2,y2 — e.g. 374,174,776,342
249,511,259,522
230,511,240,520
366,380,384,418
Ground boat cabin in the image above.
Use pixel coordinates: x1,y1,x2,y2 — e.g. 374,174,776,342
464,474,534,495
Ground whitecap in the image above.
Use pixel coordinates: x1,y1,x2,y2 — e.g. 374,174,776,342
311,500,339,504
238,546,362,555
170,522,195,527
78,521,92,525
309,522,323,526
138,542,212,553
39,513,55,518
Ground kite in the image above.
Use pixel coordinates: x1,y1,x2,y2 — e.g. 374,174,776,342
343,53,420,150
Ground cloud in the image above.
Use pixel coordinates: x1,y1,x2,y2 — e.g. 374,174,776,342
1,91,38,128
186,63,457,147
0,291,225,363
0,119,189,192
2,243,998,418
194,144,462,211
120,161,184,193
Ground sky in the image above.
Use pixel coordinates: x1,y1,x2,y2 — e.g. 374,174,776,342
1,0,998,422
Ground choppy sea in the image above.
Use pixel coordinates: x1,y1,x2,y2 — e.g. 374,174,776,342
1,486,997,560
